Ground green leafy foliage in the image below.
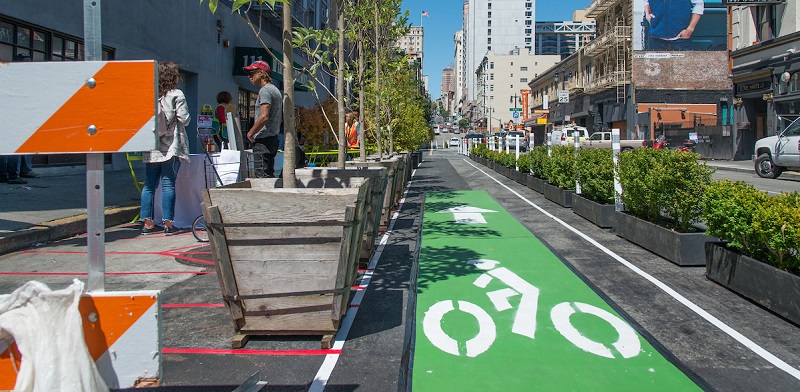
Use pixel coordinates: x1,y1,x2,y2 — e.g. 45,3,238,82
701,180,769,260
702,180,800,274
575,149,614,204
618,149,714,232
544,146,575,190
529,146,549,179
517,152,532,173
752,192,800,274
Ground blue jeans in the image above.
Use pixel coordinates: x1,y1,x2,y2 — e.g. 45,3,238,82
140,157,181,223
0,155,20,180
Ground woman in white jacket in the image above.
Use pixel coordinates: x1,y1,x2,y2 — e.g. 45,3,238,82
140,61,190,235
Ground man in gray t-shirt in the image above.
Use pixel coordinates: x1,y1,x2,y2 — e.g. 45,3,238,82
244,60,283,178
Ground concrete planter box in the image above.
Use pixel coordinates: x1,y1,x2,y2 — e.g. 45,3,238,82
706,242,800,325
572,194,616,228
615,212,718,266
515,171,527,185
543,182,575,208
527,175,548,194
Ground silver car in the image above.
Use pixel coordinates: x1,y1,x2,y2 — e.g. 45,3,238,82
506,131,528,152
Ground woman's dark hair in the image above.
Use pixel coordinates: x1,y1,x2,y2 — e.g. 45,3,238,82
216,91,232,104
158,61,180,98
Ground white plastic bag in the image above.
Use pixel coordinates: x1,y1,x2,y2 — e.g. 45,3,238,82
0,280,108,392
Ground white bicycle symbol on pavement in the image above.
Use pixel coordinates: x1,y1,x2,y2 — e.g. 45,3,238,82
423,259,642,359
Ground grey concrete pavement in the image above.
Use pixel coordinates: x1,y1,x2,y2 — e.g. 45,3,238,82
0,166,143,254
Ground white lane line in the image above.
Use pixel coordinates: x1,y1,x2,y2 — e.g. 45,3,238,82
463,158,800,381
309,167,417,392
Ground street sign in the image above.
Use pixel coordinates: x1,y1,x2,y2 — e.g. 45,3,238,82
512,111,520,119
543,95,549,110
558,90,569,103
509,108,522,112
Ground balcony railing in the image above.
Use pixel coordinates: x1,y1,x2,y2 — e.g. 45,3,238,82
584,71,631,93
583,26,631,57
585,0,614,18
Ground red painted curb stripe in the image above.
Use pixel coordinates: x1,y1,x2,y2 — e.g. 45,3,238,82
163,347,341,356
0,271,213,276
162,303,224,308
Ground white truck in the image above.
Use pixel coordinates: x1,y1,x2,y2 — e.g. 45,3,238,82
754,116,800,179
549,125,589,146
581,132,645,151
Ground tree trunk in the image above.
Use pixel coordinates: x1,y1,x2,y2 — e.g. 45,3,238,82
282,0,296,186
358,38,366,162
374,5,382,159
337,2,346,169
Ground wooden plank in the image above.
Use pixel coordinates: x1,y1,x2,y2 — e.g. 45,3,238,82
321,334,335,350
201,199,244,322
206,190,359,224
231,333,250,349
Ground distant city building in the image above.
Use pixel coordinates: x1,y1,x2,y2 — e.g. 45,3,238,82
476,51,560,133
466,0,536,106
396,25,424,67
535,11,595,59
441,67,455,114
454,30,465,117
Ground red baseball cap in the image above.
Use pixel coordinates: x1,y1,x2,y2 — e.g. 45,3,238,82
243,60,270,73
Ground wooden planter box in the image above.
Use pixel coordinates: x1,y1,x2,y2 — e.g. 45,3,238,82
526,175,548,194
615,211,718,266
572,194,616,228
543,182,575,208
345,158,401,230
293,168,388,264
202,181,370,347
706,242,800,325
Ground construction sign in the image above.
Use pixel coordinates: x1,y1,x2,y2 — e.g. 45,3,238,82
0,290,161,389
0,60,157,154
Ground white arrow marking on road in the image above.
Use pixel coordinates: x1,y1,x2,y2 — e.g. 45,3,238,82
437,205,497,224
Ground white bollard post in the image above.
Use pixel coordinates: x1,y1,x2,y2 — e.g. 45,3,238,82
515,135,520,171
612,128,623,212
505,135,510,154
547,131,552,157
574,130,581,195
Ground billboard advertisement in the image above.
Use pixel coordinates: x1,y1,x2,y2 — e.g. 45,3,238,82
633,0,728,51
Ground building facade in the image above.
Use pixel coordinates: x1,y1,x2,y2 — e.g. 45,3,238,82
454,30,465,118
466,0,535,106
476,51,560,134
534,12,596,58
441,67,456,115
730,0,799,160
526,0,734,159
396,25,424,67
1,0,334,169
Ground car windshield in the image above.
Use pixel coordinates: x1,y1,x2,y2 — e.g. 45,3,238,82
783,117,800,137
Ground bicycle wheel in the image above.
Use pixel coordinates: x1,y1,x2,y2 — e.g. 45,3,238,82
191,215,209,242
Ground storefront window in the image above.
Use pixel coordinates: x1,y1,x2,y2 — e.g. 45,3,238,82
790,72,800,93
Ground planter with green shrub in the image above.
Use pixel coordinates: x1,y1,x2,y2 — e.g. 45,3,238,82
615,148,717,266
526,146,550,193
573,149,616,228
542,145,576,207
701,179,800,324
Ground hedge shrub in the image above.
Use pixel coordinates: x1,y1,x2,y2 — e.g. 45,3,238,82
517,152,532,173
702,179,800,274
617,148,714,232
576,148,614,204
529,146,549,179
544,145,575,190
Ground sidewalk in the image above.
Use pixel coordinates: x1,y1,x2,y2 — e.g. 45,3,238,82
0,168,142,254
0,158,770,256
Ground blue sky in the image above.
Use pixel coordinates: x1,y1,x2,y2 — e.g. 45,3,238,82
400,0,594,100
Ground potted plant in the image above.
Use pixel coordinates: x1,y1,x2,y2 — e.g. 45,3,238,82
526,146,549,193
573,148,616,228
516,152,532,185
615,148,717,266
701,179,800,324
542,145,576,207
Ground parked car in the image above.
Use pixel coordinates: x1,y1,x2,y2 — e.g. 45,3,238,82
550,125,589,146
582,132,644,151
464,132,487,144
434,128,440,135
449,137,460,147
506,131,528,152
453,128,461,134
754,116,800,179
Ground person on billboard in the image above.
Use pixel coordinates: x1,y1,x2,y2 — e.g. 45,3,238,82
644,0,704,51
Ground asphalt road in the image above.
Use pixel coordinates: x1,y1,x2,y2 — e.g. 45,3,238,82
1,149,799,391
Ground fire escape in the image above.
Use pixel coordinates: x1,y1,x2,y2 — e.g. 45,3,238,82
583,0,631,103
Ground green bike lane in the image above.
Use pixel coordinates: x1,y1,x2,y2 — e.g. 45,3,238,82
412,190,702,391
